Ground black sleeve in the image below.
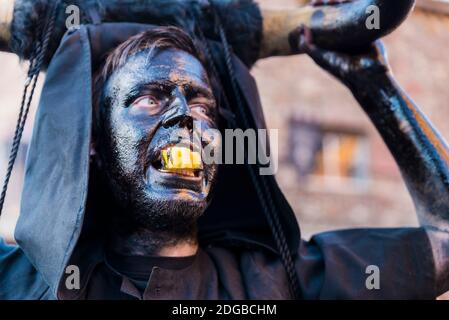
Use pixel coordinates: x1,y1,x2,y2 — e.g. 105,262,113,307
296,228,436,299
0,238,50,299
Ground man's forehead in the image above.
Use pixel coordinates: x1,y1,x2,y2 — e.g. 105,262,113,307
107,48,210,92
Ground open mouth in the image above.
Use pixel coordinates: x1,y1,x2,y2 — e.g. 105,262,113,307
146,144,207,193
151,145,203,178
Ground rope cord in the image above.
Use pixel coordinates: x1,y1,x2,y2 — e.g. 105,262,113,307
208,5,302,299
0,1,60,216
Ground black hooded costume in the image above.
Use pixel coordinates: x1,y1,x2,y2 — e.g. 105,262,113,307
0,3,438,300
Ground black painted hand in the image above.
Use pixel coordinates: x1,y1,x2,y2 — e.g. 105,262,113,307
292,27,390,88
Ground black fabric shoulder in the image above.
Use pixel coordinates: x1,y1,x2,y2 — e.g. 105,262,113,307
297,228,436,300
0,238,53,299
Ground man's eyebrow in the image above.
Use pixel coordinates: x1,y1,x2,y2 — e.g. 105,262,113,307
142,79,214,98
124,80,215,105
126,81,175,98
184,84,215,101
141,80,175,92
122,82,171,107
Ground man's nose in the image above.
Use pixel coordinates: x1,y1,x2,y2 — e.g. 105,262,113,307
161,94,193,130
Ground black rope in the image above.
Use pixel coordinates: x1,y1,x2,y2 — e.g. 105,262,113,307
209,6,302,299
0,1,60,216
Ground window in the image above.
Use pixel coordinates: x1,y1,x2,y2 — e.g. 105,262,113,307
289,120,369,193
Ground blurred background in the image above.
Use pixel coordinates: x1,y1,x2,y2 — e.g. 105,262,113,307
0,0,448,247
255,0,449,240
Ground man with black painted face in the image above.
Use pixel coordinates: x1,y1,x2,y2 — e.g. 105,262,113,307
92,30,219,259
81,28,224,296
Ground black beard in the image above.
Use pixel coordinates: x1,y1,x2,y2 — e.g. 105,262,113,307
110,190,205,255
92,157,207,254
129,189,207,237
93,105,216,254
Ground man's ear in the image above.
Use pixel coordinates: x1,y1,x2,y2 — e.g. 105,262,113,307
90,141,97,156
90,141,98,165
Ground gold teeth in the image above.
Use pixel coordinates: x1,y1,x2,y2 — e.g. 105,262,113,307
161,146,203,171
159,168,197,177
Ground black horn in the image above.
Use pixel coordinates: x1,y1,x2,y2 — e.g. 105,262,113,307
0,0,416,65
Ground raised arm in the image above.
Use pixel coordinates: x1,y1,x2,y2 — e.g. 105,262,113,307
293,28,449,295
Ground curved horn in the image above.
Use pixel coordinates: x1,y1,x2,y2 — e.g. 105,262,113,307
0,0,416,61
259,0,416,58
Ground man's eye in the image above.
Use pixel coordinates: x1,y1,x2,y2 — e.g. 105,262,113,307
190,104,209,116
131,96,160,110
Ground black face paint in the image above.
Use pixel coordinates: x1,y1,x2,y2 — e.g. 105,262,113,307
96,48,219,238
